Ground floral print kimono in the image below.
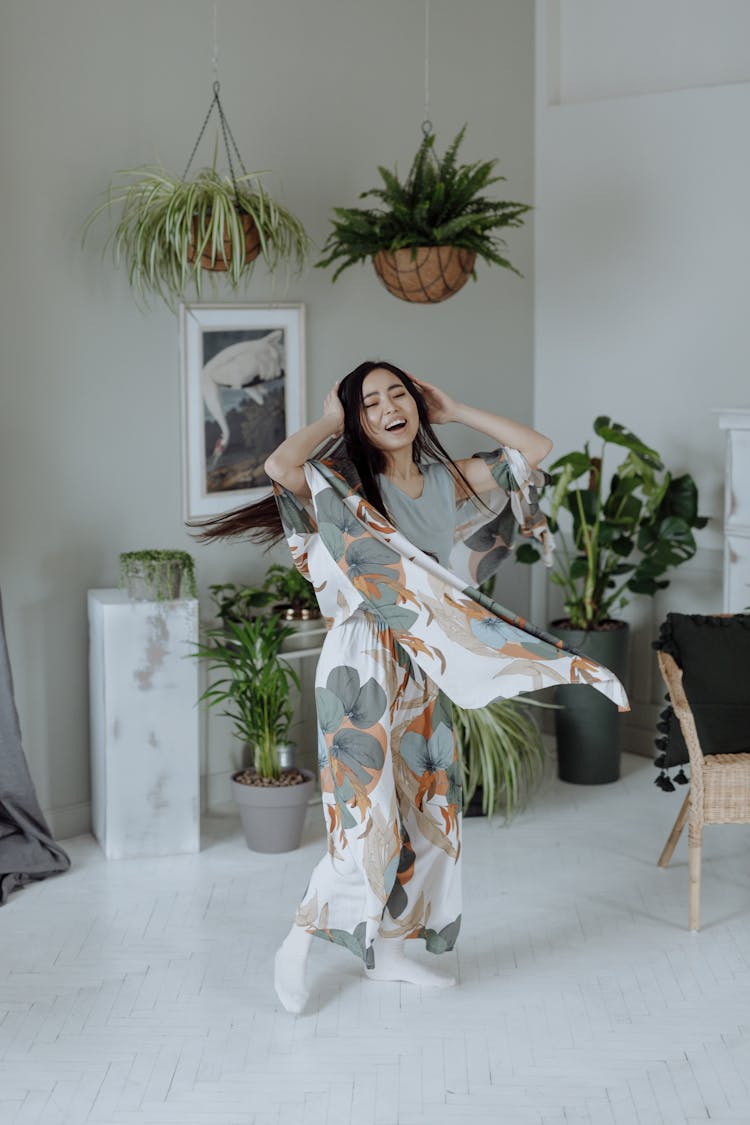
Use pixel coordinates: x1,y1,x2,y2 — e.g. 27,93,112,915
273,446,628,969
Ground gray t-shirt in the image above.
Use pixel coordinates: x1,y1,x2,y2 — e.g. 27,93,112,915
378,462,456,569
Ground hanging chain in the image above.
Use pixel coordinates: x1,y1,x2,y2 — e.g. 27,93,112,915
211,0,219,84
180,1,250,208
181,88,218,182
422,0,432,136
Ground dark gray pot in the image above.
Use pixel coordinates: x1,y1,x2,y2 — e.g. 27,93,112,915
231,768,315,853
551,621,629,785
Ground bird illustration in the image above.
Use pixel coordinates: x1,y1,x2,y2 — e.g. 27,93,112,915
201,330,284,465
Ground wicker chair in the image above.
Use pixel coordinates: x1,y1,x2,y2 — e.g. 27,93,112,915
656,647,750,930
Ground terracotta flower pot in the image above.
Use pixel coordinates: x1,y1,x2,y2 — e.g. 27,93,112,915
373,246,476,304
187,212,261,272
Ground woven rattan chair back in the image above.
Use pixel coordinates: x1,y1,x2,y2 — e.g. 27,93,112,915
657,649,750,930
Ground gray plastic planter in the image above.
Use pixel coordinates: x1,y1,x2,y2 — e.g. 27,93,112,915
231,769,315,853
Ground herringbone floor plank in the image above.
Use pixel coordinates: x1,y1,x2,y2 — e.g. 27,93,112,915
1,752,749,1124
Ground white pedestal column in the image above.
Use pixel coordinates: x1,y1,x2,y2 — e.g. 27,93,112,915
88,589,200,858
716,409,750,612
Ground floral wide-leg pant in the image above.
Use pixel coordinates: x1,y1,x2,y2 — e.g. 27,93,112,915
293,609,462,969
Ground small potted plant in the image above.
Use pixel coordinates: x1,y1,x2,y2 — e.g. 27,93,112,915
84,162,310,309
317,125,530,303
193,606,314,853
119,549,197,602
262,563,321,622
208,581,275,627
516,416,707,784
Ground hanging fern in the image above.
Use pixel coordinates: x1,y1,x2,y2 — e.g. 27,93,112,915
317,126,531,282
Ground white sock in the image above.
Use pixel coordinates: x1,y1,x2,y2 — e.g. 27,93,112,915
274,925,313,1014
365,936,456,989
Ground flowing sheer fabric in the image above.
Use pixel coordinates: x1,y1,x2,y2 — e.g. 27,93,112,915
0,590,70,905
274,446,629,711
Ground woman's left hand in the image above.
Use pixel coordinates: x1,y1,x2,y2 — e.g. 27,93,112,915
409,376,460,425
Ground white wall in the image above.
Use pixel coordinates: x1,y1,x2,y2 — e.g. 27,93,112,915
534,0,750,753
0,0,535,836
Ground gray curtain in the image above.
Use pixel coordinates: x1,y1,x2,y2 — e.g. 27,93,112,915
0,589,70,904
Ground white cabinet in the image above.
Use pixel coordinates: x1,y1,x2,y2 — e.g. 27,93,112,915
716,410,750,612
88,590,200,858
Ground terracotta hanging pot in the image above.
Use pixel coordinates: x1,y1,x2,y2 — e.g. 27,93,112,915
372,245,476,304
187,211,261,272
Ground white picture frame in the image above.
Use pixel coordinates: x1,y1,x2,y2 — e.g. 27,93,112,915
179,302,305,520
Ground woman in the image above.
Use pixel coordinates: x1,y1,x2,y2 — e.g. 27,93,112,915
200,361,628,1014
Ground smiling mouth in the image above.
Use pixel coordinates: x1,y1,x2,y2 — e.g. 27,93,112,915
384,420,407,432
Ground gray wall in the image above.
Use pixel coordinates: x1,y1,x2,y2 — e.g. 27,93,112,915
533,0,750,753
0,0,535,837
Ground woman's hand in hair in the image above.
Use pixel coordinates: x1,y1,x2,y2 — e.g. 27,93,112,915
409,376,460,426
322,382,345,434
264,383,344,497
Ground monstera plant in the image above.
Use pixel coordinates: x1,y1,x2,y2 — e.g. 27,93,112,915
516,416,707,631
516,416,707,785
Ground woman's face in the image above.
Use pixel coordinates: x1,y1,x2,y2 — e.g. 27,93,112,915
359,368,420,452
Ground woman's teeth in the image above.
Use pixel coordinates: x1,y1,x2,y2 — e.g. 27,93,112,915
385,420,406,431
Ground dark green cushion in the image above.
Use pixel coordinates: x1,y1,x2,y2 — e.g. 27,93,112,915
653,613,750,768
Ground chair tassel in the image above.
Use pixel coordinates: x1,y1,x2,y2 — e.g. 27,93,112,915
654,770,675,792
674,768,689,785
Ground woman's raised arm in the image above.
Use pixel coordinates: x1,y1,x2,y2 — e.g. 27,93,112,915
264,384,344,498
411,376,552,468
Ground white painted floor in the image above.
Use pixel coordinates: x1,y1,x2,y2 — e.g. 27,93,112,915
1,751,749,1125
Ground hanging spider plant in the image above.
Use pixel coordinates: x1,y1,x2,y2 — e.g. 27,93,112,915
453,697,554,821
83,162,310,309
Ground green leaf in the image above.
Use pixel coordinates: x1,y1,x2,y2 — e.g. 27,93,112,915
592,417,662,470
515,543,541,565
569,557,590,580
659,473,707,527
548,451,591,478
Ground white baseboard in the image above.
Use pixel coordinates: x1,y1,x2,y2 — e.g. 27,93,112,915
51,773,241,843
47,801,91,842
203,768,234,813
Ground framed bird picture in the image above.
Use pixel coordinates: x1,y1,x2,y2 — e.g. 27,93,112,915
179,303,305,520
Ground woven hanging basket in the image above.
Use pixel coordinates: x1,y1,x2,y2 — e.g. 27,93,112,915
187,212,261,273
373,245,476,304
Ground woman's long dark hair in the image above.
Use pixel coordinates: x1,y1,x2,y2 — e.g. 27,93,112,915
192,360,486,546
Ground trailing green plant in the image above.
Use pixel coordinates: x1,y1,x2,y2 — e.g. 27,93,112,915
84,163,310,309
453,697,552,821
119,549,197,601
263,563,319,614
316,125,530,282
194,612,300,781
515,417,708,631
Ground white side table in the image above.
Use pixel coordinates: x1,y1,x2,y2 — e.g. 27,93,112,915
716,409,750,612
88,589,200,858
